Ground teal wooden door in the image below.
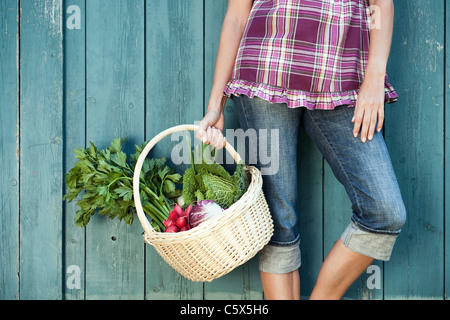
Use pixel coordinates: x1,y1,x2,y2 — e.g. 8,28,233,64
0,0,448,300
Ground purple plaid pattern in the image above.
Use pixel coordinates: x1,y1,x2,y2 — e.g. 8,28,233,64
224,0,398,110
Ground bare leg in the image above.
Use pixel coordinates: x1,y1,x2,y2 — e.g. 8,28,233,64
309,238,374,300
260,270,300,300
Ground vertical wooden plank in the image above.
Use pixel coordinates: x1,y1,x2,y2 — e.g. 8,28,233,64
0,0,19,300
85,0,145,299
145,0,204,300
446,0,450,301
385,0,445,299
203,0,263,300
63,0,86,300
297,132,323,299
19,0,64,299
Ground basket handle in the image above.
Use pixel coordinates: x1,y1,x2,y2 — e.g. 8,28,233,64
133,124,242,235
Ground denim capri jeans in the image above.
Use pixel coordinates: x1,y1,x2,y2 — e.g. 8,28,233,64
231,95,407,274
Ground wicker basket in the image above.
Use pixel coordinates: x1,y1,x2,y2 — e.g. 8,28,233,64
132,124,273,282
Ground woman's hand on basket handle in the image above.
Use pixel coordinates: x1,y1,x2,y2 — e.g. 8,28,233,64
195,0,253,150
197,100,227,150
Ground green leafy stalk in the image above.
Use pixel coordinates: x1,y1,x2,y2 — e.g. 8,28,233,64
63,138,182,229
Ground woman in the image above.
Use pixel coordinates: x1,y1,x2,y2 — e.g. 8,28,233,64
196,0,406,300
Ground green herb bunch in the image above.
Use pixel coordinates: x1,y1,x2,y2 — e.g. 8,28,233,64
63,138,182,231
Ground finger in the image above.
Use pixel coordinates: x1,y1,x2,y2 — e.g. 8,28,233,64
359,108,372,143
213,134,225,150
377,107,385,133
352,107,364,138
204,126,213,144
211,127,224,149
210,128,225,150
205,126,221,147
217,132,227,150
367,108,378,141
196,121,208,143
209,127,220,147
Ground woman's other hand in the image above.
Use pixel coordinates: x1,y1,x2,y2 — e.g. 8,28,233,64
352,74,385,143
353,0,394,143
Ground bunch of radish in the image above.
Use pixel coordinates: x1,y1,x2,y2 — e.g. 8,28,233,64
163,203,192,233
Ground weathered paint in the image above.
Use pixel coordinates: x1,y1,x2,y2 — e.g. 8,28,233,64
18,0,64,300
384,0,445,300
0,0,19,300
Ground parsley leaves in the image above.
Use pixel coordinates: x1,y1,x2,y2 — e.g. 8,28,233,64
63,138,182,231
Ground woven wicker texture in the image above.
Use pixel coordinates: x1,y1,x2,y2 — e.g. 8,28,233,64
133,125,274,282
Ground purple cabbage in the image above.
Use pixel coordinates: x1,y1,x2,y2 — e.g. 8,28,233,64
189,200,224,229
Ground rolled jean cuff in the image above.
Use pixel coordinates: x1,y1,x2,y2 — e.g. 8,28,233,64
258,240,301,274
341,222,398,261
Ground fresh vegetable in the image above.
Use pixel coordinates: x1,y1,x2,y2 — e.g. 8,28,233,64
168,210,178,222
163,219,175,228
174,203,184,217
63,137,182,231
189,200,224,229
165,225,179,233
182,136,249,209
176,216,187,228
184,203,193,218
163,204,191,233
177,195,185,207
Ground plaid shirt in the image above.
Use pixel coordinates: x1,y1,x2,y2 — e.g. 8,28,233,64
224,0,398,110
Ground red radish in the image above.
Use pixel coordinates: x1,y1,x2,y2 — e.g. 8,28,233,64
163,219,174,228
179,226,188,232
174,204,184,217
168,210,178,221
184,204,193,217
165,225,178,233
176,216,187,228
184,203,193,225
